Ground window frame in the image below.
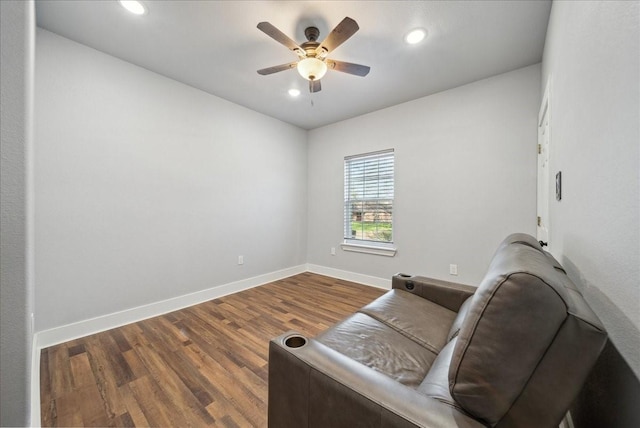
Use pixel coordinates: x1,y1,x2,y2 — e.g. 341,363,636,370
342,149,397,257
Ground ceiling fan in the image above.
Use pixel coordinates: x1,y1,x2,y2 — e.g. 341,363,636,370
257,17,370,93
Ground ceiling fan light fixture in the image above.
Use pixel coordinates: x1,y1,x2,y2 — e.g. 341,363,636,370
118,0,146,15
405,28,427,44
257,18,369,93
297,57,327,81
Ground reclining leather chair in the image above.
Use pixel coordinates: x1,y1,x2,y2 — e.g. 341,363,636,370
268,234,607,427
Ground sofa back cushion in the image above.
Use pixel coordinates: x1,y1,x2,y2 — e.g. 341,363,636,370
496,232,568,274
448,234,607,427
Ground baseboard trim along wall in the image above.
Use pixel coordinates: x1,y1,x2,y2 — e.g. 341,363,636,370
28,265,288,425
306,264,392,290
35,264,389,350
29,264,389,425
35,264,310,349
30,333,40,426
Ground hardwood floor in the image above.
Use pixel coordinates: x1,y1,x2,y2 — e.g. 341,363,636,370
40,273,385,427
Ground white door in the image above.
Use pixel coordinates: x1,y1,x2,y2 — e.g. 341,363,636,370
537,87,550,245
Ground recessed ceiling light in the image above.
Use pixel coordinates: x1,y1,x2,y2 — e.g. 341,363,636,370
404,28,427,45
119,0,146,15
288,88,301,97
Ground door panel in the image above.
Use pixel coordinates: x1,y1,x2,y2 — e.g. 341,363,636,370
537,87,550,245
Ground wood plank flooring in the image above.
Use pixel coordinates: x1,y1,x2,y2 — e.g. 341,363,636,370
40,273,385,427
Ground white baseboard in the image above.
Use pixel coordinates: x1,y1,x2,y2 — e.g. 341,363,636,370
30,264,308,426
35,264,307,350
305,263,392,290
30,263,386,425
30,332,41,427
34,264,386,351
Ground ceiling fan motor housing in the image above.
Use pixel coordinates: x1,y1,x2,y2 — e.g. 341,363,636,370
301,28,321,57
305,26,320,42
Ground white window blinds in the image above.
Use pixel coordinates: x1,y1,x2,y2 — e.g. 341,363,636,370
344,149,394,244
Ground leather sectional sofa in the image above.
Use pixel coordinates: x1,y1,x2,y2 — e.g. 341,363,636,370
268,234,607,427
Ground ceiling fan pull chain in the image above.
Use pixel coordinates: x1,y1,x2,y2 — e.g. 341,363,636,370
309,81,315,107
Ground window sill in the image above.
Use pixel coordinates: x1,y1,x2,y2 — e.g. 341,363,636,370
340,242,397,257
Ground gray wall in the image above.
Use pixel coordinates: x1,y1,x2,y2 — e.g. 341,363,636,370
542,1,639,377
34,29,308,331
307,64,540,285
0,1,35,426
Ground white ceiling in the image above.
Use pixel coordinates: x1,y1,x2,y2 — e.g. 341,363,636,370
35,0,551,130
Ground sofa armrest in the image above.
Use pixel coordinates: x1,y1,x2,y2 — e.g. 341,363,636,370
392,274,476,312
268,332,485,428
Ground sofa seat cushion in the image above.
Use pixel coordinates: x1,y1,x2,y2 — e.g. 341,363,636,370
315,312,437,388
359,289,457,354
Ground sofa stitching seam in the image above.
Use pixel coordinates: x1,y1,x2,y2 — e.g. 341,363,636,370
357,309,441,355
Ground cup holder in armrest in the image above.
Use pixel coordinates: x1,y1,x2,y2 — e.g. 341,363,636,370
284,335,307,349
392,273,416,291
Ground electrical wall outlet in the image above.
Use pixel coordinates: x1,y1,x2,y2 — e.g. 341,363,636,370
449,264,458,275
331,247,336,256
238,255,244,265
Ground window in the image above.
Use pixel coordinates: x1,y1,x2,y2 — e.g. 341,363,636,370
343,149,396,256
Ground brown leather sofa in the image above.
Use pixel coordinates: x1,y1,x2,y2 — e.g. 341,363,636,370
268,234,607,427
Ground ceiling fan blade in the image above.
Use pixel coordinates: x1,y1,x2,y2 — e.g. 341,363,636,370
257,22,303,55
257,62,298,75
316,17,359,55
326,60,370,77
309,79,322,93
